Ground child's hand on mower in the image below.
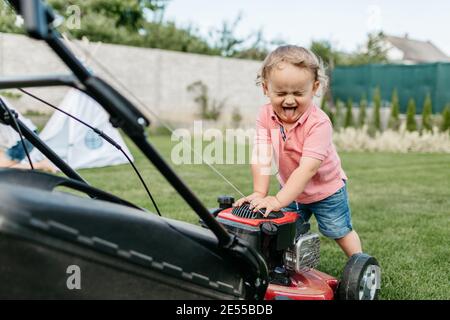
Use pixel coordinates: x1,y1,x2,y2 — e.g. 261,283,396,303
250,196,283,216
233,191,265,207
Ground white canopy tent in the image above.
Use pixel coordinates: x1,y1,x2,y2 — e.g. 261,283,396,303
30,89,134,169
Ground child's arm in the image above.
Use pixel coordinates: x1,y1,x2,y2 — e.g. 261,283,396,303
251,156,322,215
234,139,273,207
276,157,322,205
234,160,271,207
252,162,271,196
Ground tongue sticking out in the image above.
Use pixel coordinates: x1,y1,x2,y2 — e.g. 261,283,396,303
283,107,296,118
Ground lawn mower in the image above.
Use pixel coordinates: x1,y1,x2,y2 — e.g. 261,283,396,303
0,0,380,300
208,197,381,300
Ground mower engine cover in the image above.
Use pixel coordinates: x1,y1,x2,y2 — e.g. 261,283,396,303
217,204,297,251
217,203,321,275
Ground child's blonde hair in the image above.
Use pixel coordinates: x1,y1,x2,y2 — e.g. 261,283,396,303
256,45,328,91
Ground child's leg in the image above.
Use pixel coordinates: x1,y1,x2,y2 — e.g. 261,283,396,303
307,183,362,257
1,138,35,168
335,230,362,257
11,159,57,173
0,149,18,167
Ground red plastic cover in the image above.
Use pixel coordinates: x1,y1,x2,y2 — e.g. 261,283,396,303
217,208,298,227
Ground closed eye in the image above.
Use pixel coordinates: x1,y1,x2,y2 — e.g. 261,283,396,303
275,92,304,97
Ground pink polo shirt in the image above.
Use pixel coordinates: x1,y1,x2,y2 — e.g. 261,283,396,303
254,103,347,204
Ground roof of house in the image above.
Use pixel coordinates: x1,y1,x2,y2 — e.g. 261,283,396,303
385,35,450,63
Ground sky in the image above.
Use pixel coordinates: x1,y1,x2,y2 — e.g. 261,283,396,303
161,0,450,55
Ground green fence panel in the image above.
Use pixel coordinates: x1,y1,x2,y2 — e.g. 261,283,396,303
332,63,450,113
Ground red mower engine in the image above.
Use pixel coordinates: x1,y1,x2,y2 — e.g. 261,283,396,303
208,196,381,300
215,196,321,286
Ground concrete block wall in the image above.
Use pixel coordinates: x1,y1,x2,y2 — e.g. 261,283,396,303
0,32,278,128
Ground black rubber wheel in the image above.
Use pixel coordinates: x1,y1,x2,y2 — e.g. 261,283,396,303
337,253,381,300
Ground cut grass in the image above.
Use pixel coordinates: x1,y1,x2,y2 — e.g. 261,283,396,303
80,136,450,300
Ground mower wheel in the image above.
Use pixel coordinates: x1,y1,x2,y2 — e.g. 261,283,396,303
337,253,381,300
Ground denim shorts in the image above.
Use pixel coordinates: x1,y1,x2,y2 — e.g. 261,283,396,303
5,137,35,162
283,181,353,239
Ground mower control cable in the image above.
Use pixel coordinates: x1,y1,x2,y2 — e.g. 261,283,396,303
18,88,162,217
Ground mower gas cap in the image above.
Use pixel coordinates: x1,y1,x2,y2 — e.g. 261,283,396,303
261,222,278,236
217,195,235,209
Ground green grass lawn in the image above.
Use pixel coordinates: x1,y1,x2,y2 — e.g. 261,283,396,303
79,135,450,300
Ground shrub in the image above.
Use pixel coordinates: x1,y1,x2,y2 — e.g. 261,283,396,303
187,80,224,121
441,104,450,132
406,98,417,132
344,98,354,128
321,98,334,125
421,93,433,132
334,99,344,131
231,107,243,128
372,87,382,131
358,94,367,128
0,90,22,100
388,88,400,130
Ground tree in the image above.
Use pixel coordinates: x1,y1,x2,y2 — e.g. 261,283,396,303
1,0,239,57
140,21,216,54
49,0,168,31
334,99,344,130
388,88,400,130
441,104,450,132
344,98,354,128
208,13,245,58
365,32,389,62
358,94,368,127
406,98,417,132
421,93,433,132
321,97,334,125
372,87,382,131
0,1,24,34
310,40,341,69
344,32,388,66
231,29,271,61
48,0,186,50
48,2,270,60
208,14,271,60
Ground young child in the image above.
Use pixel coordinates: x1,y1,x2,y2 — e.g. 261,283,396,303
234,45,362,257
0,109,36,167
0,97,56,172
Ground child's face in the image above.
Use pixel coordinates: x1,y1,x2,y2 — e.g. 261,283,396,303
263,62,319,124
